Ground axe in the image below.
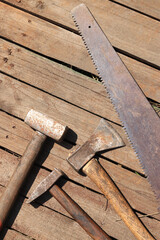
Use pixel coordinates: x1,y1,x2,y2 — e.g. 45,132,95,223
67,119,154,240
27,168,111,240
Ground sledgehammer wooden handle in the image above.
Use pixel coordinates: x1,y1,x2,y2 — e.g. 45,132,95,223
0,131,46,231
50,184,111,240
83,158,155,240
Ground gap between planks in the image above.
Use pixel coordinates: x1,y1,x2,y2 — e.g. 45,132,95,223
0,110,159,219
0,73,143,173
109,0,160,21
0,1,160,70
0,149,159,240
0,38,160,115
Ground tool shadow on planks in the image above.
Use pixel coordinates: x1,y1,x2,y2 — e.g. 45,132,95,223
0,109,77,238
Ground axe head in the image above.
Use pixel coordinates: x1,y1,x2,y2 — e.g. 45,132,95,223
26,168,64,203
67,119,124,172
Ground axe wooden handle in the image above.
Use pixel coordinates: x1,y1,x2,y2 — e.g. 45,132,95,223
83,158,155,240
50,184,112,240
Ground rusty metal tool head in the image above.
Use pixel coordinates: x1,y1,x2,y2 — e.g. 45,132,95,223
0,110,68,232
25,109,68,141
27,168,64,203
27,168,112,240
66,102,154,238
67,118,124,172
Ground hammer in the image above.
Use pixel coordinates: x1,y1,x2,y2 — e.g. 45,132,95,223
0,109,67,231
67,119,154,240
27,168,112,240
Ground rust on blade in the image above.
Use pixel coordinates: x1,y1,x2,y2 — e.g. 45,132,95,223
25,109,67,141
67,118,124,172
26,168,64,203
71,4,160,207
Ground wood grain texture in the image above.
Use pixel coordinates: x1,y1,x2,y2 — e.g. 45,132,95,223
0,112,159,220
1,39,160,119
0,73,141,172
114,0,160,20
0,1,160,71
83,159,155,240
0,132,46,231
0,187,92,240
2,228,33,240
50,185,111,240
0,149,160,240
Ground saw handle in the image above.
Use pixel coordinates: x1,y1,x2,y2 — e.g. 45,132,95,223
82,158,155,240
0,131,46,231
50,184,111,240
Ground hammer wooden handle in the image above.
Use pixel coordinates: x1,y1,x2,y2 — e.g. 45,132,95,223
83,158,155,240
0,131,46,230
50,184,111,240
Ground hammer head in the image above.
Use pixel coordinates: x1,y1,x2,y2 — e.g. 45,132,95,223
26,168,64,203
67,118,124,172
25,109,68,142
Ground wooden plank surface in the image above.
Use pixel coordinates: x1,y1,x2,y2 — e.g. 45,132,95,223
113,0,160,20
2,229,34,240
0,0,160,239
0,110,159,218
2,0,160,67
0,1,160,69
1,38,160,115
0,73,142,173
0,149,159,240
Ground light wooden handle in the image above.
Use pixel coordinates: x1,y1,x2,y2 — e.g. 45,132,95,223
83,158,155,240
50,184,111,240
0,131,46,231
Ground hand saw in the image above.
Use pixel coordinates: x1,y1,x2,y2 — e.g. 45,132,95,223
71,4,160,211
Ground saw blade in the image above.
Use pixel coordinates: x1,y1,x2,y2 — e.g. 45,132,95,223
71,4,160,209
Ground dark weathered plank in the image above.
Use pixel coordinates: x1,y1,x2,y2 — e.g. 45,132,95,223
0,73,142,172
113,0,160,20
0,149,159,239
2,0,160,67
0,111,159,218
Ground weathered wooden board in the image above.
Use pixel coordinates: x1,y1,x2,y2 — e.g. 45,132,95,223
114,0,160,20
0,73,142,173
0,1,159,239
0,188,92,240
0,1,160,73
1,39,160,119
0,111,159,218
2,0,160,67
2,228,33,240
0,149,159,239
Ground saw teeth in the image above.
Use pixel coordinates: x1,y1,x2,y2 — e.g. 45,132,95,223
72,13,160,207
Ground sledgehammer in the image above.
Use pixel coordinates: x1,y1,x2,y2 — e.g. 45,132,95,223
0,109,67,231
27,168,112,240
67,119,154,240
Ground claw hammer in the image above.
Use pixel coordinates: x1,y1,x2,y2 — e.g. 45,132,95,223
0,109,67,231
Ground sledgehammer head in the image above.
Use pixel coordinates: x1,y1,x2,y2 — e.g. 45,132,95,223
25,109,68,141
27,168,64,203
67,119,124,172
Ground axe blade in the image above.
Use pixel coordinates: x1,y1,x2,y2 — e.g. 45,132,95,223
67,119,124,172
